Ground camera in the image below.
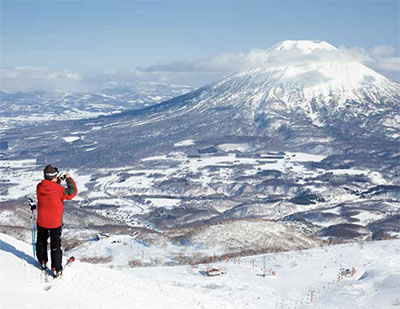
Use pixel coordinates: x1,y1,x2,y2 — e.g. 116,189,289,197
58,172,67,181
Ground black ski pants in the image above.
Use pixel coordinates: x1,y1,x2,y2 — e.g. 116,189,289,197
36,225,63,271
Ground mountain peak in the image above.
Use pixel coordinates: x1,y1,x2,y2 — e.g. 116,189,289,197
270,40,338,54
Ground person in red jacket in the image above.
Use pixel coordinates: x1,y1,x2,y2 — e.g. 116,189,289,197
36,164,77,277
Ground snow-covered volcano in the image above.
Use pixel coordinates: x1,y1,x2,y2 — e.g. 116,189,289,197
197,40,400,130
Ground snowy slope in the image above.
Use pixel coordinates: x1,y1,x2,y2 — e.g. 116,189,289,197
0,233,231,308
1,232,399,308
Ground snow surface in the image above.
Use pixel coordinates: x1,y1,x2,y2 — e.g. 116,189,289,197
174,139,196,147
0,160,41,202
352,211,386,225
145,197,182,208
1,233,399,308
217,143,253,152
270,40,338,53
63,136,81,143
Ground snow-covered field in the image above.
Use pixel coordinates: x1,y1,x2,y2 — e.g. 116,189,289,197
0,160,92,202
1,232,399,308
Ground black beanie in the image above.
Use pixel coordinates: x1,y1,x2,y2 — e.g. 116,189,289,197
44,165,58,180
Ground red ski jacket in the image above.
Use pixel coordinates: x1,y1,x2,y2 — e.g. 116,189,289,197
36,178,78,229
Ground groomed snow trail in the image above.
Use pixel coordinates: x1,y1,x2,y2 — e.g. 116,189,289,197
0,233,232,309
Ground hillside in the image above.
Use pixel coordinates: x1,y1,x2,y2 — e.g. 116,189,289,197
1,233,399,308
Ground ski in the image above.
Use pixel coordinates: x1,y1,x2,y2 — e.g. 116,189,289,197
40,269,49,283
44,256,75,291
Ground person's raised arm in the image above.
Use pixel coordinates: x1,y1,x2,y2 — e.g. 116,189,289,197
63,173,78,200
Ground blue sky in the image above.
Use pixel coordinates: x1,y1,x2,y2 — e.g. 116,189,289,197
1,0,399,91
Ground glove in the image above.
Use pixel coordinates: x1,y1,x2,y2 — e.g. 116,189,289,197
28,197,37,210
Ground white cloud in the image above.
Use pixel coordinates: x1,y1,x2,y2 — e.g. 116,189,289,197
338,46,400,73
1,42,399,93
370,45,395,57
0,66,221,93
337,46,372,63
142,44,400,77
371,56,400,71
87,68,222,89
0,66,87,92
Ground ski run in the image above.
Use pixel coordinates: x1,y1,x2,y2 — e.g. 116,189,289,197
1,233,399,308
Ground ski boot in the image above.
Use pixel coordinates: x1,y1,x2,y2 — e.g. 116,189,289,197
52,267,63,278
